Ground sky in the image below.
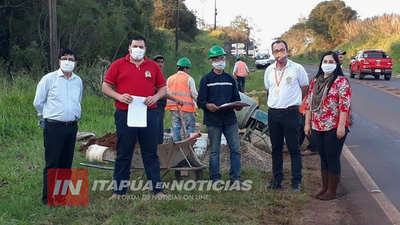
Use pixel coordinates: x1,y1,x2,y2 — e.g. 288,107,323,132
185,0,399,50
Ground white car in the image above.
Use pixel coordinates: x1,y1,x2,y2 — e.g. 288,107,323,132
255,54,275,69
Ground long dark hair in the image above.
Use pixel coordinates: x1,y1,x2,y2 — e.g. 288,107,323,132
314,51,344,95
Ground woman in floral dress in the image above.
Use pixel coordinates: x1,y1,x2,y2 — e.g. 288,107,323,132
304,51,352,200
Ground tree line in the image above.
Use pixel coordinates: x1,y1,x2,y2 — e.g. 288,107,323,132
4,0,392,81
0,0,198,80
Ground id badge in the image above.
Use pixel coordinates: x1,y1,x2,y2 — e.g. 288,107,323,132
274,89,280,97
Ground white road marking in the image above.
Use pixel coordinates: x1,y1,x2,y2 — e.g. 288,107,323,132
343,145,400,224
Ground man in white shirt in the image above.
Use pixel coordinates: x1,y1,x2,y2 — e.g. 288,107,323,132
264,40,309,192
33,49,83,205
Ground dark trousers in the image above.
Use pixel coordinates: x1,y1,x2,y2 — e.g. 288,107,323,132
311,128,348,174
157,105,165,144
42,121,77,204
113,108,162,195
299,113,317,152
236,76,245,92
268,108,302,184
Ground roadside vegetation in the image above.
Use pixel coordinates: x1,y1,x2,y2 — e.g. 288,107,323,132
283,2,400,74
0,0,399,224
0,67,315,224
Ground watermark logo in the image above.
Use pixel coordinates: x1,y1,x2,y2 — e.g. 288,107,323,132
91,180,252,192
47,169,89,206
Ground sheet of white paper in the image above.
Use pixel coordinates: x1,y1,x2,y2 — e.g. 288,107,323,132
127,96,147,127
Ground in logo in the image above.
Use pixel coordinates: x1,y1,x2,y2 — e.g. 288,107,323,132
47,169,89,206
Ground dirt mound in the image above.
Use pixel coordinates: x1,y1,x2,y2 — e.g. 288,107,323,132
78,132,117,153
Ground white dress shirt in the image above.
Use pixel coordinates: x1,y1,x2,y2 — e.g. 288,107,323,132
33,69,83,122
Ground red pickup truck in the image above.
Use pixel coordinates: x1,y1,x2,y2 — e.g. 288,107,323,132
349,49,393,80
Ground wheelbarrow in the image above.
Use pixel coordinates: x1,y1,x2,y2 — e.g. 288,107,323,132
235,92,272,153
80,133,207,181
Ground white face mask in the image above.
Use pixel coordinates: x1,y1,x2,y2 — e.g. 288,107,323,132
212,61,226,71
130,47,145,61
321,63,336,74
60,60,75,73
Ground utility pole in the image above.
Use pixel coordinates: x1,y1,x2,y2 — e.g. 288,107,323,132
175,0,179,55
213,0,217,30
49,0,58,71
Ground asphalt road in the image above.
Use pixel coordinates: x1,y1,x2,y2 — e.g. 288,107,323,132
302,64,400,224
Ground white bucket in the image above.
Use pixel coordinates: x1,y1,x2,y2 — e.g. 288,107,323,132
191,133,208,156
221,134,227,146
86,144,116,163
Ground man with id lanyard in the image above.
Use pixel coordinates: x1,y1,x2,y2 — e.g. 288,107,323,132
263,40,309,192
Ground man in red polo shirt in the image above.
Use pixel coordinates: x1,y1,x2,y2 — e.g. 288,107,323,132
102,35,167,199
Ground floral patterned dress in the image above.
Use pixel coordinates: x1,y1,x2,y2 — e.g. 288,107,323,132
305,76,351,131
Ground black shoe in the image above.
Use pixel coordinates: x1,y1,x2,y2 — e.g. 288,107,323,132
212,179,223,189
265,180,282,190
291,183,301,192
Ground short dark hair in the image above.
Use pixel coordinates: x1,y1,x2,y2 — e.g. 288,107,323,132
271,39,288,51
130,35,146,46
59,49,76,60
152,55,164,61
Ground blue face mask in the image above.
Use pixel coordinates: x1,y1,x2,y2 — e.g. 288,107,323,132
212,61,226,71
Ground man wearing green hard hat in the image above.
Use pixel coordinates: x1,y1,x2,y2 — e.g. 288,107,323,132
165,57,198,141
197,45,249,187
233,56,250,92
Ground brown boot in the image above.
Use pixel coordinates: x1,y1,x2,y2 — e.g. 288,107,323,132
319,173,340,200
310,170,328,198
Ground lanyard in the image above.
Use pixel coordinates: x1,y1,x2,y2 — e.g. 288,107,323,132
274,68,285,87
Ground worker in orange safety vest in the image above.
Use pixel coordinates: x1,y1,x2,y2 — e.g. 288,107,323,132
299,96,318,156
233,56,249,92
165,58,198,141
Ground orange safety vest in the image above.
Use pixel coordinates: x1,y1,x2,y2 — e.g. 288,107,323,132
165,72,196,113
299,96,307,114
234,61,248,77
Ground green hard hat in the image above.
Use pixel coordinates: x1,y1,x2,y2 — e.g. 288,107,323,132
176,57,192,68
208,45,226,59
236,56,241,60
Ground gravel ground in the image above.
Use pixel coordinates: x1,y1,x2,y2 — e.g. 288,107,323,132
196,138,272,172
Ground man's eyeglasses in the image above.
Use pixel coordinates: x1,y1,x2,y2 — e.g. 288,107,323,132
272,48,286,54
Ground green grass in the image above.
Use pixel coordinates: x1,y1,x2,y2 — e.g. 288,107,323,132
0,72,312,225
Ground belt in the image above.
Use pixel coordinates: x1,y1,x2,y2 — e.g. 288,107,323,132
270,105,299,112
45,119,78,125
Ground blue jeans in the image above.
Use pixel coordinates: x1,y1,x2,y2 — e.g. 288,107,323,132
207,123,241,181
171,110,195,141
268,108,302,184
113,108,162,195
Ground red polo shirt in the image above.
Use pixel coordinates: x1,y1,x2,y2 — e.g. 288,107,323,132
104,55,166,110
